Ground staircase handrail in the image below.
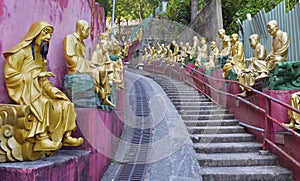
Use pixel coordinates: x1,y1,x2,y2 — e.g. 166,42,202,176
144,62,300,169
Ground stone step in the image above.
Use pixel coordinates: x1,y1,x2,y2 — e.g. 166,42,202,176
167,95,207,99
174,102,215,107
190,133,254,143
184,119,238,127
197,152,277,167
194,142,262,154
182,114,235,120
161,86,191,89
166,92,201,96
176,105,223,111
201,166,292,181
187,126,245,134
163,87,196,91
171,98,211,102
179,109,229,115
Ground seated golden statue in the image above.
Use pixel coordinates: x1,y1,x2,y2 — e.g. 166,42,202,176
64,20,115,107
170,40,180,63
223,33,246,78
265,20,290,71
2,21,83,161
91,43,115,100
192,36,200,53
218,29,231,56
286,92,300,129
198,37,208,67
205,41,219,69
237,34,267,97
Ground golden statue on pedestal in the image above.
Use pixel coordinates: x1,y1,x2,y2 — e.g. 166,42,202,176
286,92,300,130
218,29,231,56
63,20,115,107
2,21,83,161
237,34,267,97
265,20,290,71
223,33,246,78
206,41,219,69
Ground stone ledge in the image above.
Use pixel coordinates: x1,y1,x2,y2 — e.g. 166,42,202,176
0,150,91,181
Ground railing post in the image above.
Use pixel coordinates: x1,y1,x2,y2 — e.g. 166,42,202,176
263,98,270,150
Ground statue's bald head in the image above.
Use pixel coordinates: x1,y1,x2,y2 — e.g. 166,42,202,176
249,34,260,48
267,20,278,36
218,29,226,39
76,20,90,40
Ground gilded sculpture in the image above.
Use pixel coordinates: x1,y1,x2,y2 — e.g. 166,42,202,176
218,29,231,68
237,34,267,97
265,20,290,71
198,37,208,67
204,41,219,70
218,29,231,56
63,20,115,107
223,33,246,80
286,92,300,130
2,21,83,162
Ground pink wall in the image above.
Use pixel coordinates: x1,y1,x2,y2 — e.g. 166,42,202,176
0,0,106,103
0,1,124,180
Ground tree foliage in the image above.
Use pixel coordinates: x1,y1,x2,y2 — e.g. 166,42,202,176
222,0,298,34
96,0,160,21
164,0,209,25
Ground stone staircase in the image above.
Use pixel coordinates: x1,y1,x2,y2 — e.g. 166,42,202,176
147,75,293,181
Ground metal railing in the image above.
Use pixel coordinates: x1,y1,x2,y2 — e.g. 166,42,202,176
144,62,300,170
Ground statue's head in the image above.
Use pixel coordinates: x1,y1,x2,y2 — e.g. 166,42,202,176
210,41,217,49
193,36,199,42
3,21,53,59
267,20,278,36
249,34,260,49
76,20,90,40
200,37,207,44
231,33,239,43
35,26,53,60
218,29,225,39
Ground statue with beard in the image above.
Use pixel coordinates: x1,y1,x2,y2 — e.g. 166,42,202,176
3,21,83,161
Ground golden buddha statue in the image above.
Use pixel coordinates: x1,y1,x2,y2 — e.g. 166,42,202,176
265,20,290,71
170,40,180,63
198,37,208,67
205,41,219,69
237,34,267,97
286,92,300,130
218,29,231,56
192,36,200,53
64,20,115,107
223,33,246,78
3,21,83,161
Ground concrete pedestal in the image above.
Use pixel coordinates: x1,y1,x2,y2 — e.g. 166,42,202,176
63,74,97,108
0,150,91,181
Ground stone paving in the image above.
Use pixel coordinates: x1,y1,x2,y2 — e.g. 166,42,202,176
101,70,202,181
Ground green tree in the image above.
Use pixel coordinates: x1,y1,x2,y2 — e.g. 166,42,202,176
97,0,160,21
223,0,298,34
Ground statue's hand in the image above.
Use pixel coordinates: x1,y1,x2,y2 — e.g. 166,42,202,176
54,92,70,101
39,72,55,78
48,91,69,101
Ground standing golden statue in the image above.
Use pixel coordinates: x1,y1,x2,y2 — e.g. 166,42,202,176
265,20,290,71
237,34,267,97
63,20,115,107
3,21,83,161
